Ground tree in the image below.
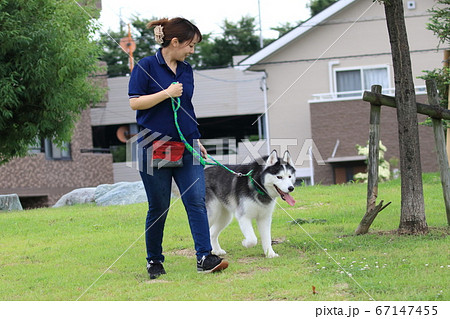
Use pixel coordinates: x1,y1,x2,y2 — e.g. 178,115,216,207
100,15,268,71
100,16,288,71
426,0,450,47
270,22,299,38
308,0,338,16
382,0,428,234
262,21,301,47
0,0,103,165
189,16,260,68
99,16,159,77
131,17,160,64
99,29,130,77
419,0,449,121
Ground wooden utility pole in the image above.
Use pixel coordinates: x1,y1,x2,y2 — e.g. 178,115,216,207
119,24,136,73
383,0,427,234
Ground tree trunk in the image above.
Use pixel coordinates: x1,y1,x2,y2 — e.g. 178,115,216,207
383,0,428,233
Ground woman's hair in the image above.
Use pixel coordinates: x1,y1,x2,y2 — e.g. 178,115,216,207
147,17,202,47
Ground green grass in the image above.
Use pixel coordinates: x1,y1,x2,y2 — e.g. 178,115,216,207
0,173,448,301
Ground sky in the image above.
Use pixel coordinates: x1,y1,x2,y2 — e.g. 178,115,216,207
98,0,312,39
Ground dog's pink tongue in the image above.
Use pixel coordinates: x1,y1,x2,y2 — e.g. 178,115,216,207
285,193,296,206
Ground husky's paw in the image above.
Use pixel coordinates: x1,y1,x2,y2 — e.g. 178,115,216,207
242,238,257,248
265,250,279,258
212,248,227,256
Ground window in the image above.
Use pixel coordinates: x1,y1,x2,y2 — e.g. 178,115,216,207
28,137,45,155
335,66,389,98
44,139,71,160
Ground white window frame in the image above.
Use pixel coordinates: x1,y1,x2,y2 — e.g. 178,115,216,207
333,64,391,99
309,63,429,103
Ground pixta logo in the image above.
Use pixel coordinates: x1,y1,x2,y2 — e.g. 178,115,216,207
126,128,173,175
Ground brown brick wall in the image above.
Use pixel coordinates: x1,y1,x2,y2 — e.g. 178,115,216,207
311,95,438,184
0,108,113,207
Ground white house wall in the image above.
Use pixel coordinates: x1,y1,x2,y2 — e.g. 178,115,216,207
246,0,443,169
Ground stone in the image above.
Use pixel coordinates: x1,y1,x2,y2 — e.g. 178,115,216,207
95,181,147,206
94,182,131,200
52,180,181,208
53,188,97,208
0,194,23,212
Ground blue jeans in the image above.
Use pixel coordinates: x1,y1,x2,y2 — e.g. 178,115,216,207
139,142,212,263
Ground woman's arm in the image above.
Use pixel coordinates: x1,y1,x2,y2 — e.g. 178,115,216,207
129,82,183,111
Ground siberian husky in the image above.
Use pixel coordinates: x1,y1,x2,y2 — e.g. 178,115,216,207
204,150,296,258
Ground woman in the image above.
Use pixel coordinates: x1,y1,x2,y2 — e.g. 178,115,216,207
128,17,228,279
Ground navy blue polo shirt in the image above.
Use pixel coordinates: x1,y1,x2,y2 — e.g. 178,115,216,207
128,48,200,141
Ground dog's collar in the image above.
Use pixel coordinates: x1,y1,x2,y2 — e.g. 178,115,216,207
249,175,266,196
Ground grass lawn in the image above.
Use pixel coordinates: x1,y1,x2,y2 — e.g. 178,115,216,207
0,173,448,301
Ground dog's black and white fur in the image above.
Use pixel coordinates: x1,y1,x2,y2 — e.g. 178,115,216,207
205,150,296,258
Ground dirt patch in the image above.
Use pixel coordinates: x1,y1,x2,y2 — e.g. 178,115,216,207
167,248,196,257
297,202,329,210
236,256,262,264
331,282,352,298
145,279,171,284
272,237,286,244
342,226,449,237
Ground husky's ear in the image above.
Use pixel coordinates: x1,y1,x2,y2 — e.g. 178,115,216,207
283,150,295,167
265,150,278,168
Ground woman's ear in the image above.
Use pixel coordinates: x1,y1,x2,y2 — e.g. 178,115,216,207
170,37,180,47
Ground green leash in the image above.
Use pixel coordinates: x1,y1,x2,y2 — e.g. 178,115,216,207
170,96,261,185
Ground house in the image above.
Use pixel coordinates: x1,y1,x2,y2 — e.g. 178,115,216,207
238,0,446,184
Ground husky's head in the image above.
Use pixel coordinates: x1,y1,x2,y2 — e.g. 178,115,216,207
262,150,296,206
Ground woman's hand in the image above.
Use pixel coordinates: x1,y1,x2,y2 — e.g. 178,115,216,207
198,140,208,159
166,82,183,98
129,82,183,111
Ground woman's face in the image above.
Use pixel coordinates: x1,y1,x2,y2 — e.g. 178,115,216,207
174,35,199,61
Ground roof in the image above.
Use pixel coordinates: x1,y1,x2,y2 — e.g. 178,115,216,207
237,0,358,70
326,155,366,163
91,77,136,126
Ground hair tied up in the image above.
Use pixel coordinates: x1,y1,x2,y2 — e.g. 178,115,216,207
146,17,202,48
154,25,164,44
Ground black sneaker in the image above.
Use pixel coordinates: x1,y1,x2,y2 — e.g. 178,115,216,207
147,261,166,279
197,254,229,273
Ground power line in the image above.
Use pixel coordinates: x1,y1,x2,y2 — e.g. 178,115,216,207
193,70,263,82
100,13,432,38
240,48,447,67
